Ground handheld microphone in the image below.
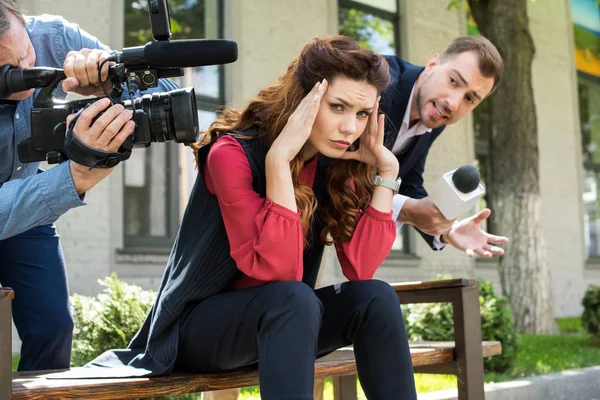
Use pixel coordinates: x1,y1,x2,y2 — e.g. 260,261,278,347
0,65,63,99
108,39,239,69
429,165,485,219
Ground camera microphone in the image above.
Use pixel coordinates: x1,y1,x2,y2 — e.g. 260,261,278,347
108,39,238,69
0,65,63,99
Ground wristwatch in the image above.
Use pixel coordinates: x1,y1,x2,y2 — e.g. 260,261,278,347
373,175,401,194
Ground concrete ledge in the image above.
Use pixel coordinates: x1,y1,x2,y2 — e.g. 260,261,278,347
418,366,600,400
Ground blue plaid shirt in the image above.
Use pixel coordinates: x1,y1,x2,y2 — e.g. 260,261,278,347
0,15,176,240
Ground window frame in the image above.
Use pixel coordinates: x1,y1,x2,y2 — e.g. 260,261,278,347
579,71,600,259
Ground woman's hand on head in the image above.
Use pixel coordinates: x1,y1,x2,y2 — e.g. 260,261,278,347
268,79,328,163
339,97,399,176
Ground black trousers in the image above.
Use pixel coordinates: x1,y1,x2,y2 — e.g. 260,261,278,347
176,280,417,400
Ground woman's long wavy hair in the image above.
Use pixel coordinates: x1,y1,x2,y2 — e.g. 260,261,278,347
193,36,391,245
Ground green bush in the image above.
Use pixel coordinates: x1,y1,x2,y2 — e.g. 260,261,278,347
70,273,157,367
556,317,583,334
403,278,518,373
582,284,600,338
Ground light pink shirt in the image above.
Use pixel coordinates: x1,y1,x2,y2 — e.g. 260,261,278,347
390,85,446,249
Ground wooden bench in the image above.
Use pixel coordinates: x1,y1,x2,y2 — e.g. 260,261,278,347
2,279,502,400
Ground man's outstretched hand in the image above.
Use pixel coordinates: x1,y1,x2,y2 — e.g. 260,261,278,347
442,208,509,258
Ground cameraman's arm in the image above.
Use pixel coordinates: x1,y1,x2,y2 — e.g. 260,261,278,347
0,162,84,240
60,17,110,54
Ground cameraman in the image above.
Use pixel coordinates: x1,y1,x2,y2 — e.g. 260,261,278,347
0,0,177,371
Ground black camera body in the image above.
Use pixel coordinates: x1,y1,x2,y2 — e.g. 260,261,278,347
15,65,199,164
0,0,237,166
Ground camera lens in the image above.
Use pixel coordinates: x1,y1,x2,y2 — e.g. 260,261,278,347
125,87,199,145
170,87,199,143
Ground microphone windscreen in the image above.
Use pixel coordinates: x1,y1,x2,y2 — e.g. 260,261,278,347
452,165,481,193
144,39,238,69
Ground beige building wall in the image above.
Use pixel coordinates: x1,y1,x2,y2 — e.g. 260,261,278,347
529,0,600,317
224,0,339,108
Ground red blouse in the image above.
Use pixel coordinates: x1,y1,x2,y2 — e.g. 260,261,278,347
203,136,396,290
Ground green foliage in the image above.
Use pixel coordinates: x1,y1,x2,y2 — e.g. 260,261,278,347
70,273,156,367
414,373,457,393
574,25,600,60
486,333,600,382
556,317,583,334
403,278,518,373
582,284,600,337
447,0,462,11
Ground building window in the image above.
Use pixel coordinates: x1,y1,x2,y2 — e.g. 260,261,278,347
123,0,223,251
339,0,398,54
338,0,410,253
572,0,600,258
580,79,600,258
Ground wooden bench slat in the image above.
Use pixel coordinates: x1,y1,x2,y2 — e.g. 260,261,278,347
11,341,501,400
391,279,477,292
409,341,503,358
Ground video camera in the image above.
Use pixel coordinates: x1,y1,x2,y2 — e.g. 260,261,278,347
0,0,238,168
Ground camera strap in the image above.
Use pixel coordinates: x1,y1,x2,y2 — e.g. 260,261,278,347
64,108,133,169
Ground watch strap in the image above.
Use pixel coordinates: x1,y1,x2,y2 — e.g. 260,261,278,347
373,175,401,194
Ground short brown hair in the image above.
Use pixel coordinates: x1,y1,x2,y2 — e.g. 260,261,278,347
441,35,504,94
0,0,23,36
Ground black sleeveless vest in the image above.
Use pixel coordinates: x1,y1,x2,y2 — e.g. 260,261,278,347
83,129,333,377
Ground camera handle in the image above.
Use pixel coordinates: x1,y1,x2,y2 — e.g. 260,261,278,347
64,106,136,169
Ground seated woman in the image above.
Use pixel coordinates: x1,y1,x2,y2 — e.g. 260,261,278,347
88,36,416,400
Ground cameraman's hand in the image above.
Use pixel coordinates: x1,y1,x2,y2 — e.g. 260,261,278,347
67,98,135,195
62,48,113,97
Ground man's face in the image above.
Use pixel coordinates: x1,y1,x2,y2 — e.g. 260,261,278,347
415,50,494,129
0,14,36,100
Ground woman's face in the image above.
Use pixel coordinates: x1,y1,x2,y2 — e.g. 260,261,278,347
304,76,378,159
